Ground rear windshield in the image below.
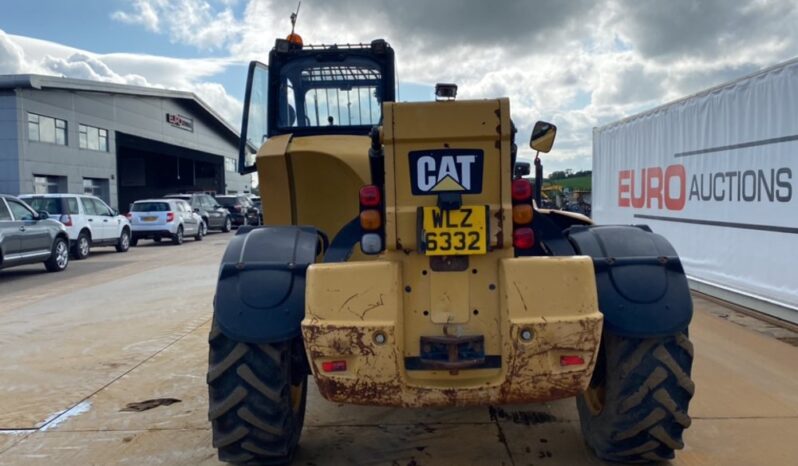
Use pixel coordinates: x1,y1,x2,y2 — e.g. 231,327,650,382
24,197,65,215
132,202,171,212
215,197,238,206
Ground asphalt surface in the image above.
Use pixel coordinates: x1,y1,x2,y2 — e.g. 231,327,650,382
1,232,797,465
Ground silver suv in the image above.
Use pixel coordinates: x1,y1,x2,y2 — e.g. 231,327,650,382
128,199,206,246
0,194,70,272
164,193,232,232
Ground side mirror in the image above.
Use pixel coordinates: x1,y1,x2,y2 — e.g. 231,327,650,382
530,121,557,153
37,210,50,220
514,161,531,178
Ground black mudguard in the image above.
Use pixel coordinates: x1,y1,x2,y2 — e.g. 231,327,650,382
214,226,317,343
566,225,693,338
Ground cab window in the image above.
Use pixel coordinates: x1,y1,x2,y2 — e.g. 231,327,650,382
91,198,112,216
7,199,36,221
81,197,99,215
278,59,384,129
0,200,11,221
67,197,80,214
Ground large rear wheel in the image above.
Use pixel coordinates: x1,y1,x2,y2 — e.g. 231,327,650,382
207,321,307,465
577,331,695,463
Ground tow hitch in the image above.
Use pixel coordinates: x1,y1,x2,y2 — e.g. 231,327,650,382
412,334,491,372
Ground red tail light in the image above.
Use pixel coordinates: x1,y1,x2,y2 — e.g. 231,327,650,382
359,185,381,207
125,212,132,220
321,360,347,372
59,214,73,227
234,204,242,211
513,227,535,249
511,179,532,202
166,212,175,222
560,355,585,366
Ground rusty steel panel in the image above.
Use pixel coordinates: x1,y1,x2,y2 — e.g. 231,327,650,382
302,256,603,407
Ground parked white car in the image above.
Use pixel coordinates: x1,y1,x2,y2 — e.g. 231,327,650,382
20,193,131,259
127,199,205,246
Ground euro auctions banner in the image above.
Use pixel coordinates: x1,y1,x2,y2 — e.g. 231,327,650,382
593,59,798,314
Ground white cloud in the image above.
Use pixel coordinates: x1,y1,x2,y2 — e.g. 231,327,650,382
0,30,30,74
11,0,798,175
110,0,161,32
0,31,243,127
111,0,240,51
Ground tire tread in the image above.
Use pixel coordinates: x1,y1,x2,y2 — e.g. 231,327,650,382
207,321,305,465
578,331,695,463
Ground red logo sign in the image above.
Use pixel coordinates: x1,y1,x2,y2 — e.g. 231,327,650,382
618,164,686,210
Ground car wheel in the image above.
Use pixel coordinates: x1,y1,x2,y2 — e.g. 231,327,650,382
221,216,232,233
172,225,184,245
153,237,162,243
195,221,207,241
45,237,69,272
73,231,91,260
116,229,131,252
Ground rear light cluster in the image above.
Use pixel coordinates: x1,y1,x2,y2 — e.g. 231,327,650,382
511,179,535,250
359,185,384,254
59,214,73,227
125,212,133,220
321,360,347,372
166,212,175,222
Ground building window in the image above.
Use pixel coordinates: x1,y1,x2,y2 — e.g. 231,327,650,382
28,113,67,145
83,178,110,204
34,175,67,194
224,157,236,172
79,124,109,151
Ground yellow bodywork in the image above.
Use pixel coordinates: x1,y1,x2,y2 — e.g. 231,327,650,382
257,133,372,249
304,256,602,406
260,98,602,407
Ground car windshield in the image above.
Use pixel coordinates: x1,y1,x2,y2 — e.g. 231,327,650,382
23,197,64,215
132,202,170,212
278,58,384,129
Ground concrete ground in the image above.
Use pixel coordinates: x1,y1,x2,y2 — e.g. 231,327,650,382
1,233,797,466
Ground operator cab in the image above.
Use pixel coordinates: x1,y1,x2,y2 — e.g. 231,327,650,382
238,38,396,173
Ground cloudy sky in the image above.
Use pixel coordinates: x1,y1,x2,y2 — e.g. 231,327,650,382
2,0,797,173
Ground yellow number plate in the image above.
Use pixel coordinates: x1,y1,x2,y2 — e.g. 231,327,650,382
420,205,488,256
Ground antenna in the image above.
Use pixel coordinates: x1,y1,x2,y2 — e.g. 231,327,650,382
290,1,301,34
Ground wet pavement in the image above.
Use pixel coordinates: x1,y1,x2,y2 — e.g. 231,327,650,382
1,232,797,465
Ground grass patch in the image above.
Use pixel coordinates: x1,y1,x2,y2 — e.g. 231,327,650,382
545,175,591,191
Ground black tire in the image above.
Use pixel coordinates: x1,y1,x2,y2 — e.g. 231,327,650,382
222,217,232,233
207,321,307,465
577,331,695,463
195,221,207,241
172,226,184,245
45,237,69,272
116,228,131,252
153,237,162,243
73,231,91,260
